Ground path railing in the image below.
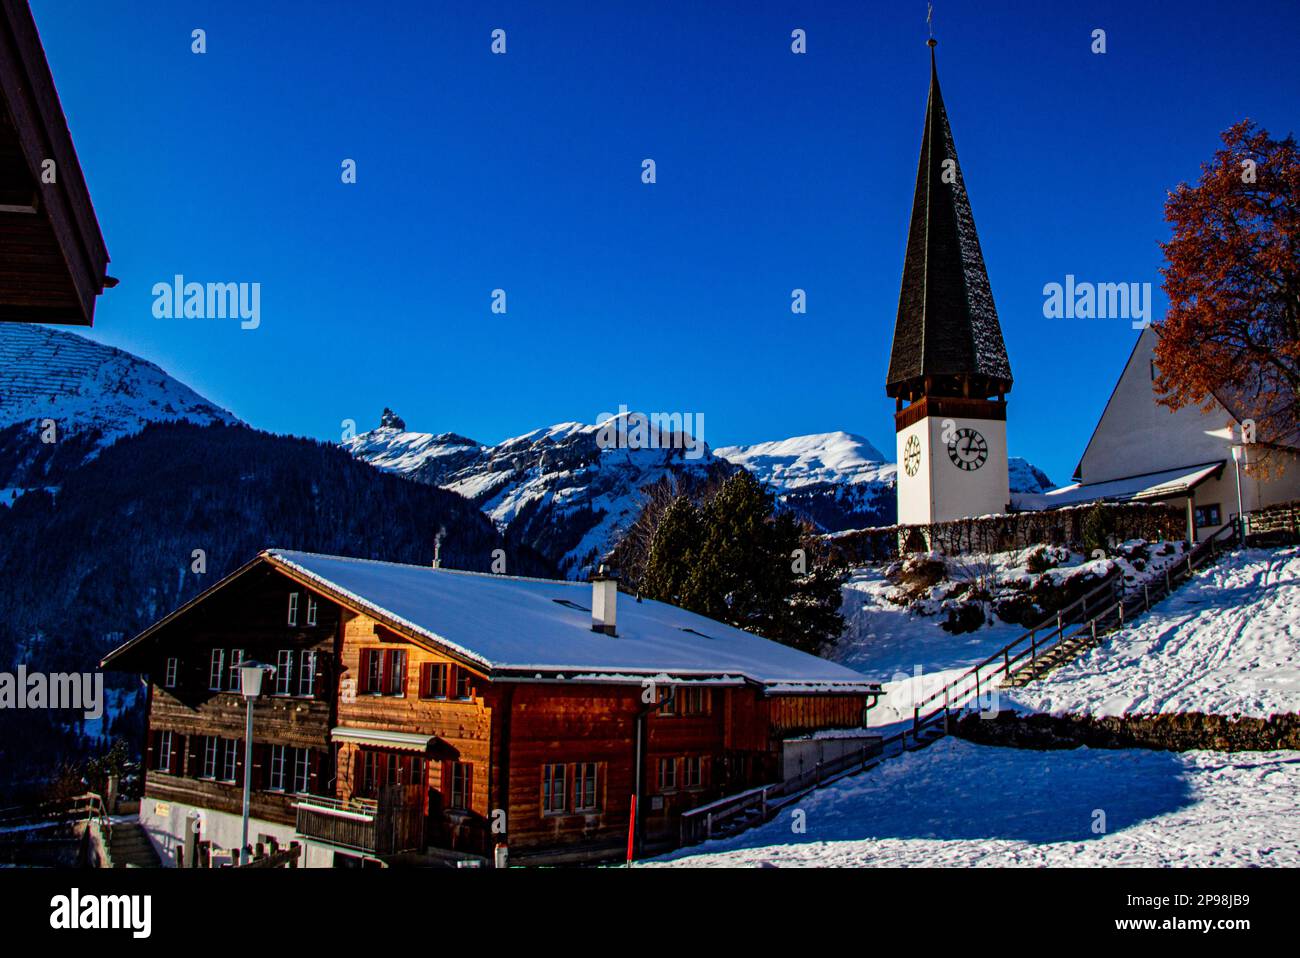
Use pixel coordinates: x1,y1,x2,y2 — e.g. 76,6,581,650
909,521,1240,738
676,525,1242,852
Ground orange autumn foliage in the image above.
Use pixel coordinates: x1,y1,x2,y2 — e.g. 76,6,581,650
1154,120,1299,477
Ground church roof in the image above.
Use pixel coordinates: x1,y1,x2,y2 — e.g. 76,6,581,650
886,43,1012,397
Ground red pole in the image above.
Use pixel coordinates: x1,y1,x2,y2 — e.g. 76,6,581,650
626,794,637,865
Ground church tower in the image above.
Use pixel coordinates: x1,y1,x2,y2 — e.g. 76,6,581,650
887,39,1013,526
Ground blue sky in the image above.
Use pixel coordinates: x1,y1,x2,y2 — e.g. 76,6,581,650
32,0,1299,484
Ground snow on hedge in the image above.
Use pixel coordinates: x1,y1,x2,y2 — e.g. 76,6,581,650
650,737,1300,867
1007,547,1300,718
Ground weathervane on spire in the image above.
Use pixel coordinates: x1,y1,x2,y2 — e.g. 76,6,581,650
927,3,937,45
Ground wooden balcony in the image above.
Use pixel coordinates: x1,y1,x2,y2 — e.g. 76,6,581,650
294,788,422,856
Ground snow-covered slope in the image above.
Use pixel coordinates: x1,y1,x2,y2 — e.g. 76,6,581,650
0,324,238,489
714,432,893,489
345,412,730,578
650,737,1300,867
715,432,896,532
1007,547,1300,718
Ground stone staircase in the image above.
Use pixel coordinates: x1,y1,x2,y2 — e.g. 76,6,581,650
108,822,162,868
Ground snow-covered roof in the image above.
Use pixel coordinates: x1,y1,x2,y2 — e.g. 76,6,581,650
266,550,877,693
1012,461,1224,511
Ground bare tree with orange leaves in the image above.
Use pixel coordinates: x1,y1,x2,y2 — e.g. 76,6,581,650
1154,120,1299,476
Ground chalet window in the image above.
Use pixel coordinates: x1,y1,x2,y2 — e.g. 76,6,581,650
387,650,407,696
202,736,218,779
657,757,677,792
574,762,599,812
1195,503,1222,528
360,750,379,798
411,756,424,786
275,649,294,695
450,762,471,810
678,687,709,716
420,662,448,699
293,749,311,794
221,739,240,783
454,666,472,700
227,648,244,692
164,657,179,689
657,686,676,716
682,756,703,789
297,650,317,697
208,649,225,691
156,731,173,772
307,595,318,627
542,763,566,814
269,744,287,791
288,592,299,626
361,649,406,696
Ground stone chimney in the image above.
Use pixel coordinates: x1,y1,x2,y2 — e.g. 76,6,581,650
591,565,618,636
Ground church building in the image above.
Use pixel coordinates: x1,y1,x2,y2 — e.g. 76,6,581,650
886,40,1013,526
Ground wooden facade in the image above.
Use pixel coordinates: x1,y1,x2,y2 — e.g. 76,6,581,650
105,554,879,865
0,0,112,325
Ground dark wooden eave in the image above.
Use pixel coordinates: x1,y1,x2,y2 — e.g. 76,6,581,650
886,42,1011,401
0,0,111,326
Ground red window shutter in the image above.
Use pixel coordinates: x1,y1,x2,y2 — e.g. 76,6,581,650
250,744,265,791
440,760,452,804
466,763,474,811
171,734,183,776
145,731,156,772
309,750,321,796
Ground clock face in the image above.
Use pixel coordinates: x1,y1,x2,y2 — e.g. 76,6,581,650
903,435,922,477
947,427,988,471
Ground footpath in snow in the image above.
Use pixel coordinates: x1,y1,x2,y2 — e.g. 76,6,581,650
1006,547,1300,718
651,737,1300,868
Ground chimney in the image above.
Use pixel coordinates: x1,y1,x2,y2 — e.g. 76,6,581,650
590,565,618,636
432,527,446,568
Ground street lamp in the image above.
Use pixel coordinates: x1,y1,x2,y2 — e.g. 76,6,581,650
238,660,274,865
1231,444,1247,542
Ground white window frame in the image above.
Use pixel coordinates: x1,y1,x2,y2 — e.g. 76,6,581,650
542,763,566,815
227,648,244,692
276,649,294,695
208,649,225,691
164,657,179,689
157,730,173,772
306,595,318,627
202,736,218,779
222,739,239,783
297,650,316,697
659,757,677,792
574,762,598,812
451,762,470,810
269,744,287,792
293,749,311,794
287,592,299,626
683,756,702,789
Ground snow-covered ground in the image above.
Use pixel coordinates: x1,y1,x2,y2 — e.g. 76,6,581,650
1007,547,1300,718
651,737,1300,867
836,541,1199,725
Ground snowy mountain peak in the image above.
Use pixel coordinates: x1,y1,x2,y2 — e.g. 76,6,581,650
714,432,893,491
378,407,407,431
0,323,237,437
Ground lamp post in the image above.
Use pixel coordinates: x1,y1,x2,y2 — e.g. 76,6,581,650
238,661,273,865
1231,444,1246,542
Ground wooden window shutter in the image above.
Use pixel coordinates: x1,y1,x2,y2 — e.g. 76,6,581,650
171,734,183,776
440,760,452,804
145,730,156,772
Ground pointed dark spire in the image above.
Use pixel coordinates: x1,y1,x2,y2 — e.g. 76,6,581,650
885,42,1012,401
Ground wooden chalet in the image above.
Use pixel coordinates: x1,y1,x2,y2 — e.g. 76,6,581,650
103,550,882,867
1,0,113,326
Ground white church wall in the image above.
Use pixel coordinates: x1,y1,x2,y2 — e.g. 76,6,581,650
897,414,1009,525
1079,328,1239,483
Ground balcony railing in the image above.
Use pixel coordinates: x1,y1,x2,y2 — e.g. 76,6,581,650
294,789,422,856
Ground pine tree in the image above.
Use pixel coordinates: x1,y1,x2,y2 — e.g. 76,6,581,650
640,471,845,654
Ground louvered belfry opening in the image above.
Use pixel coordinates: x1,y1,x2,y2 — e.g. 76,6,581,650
886,40,1012,412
